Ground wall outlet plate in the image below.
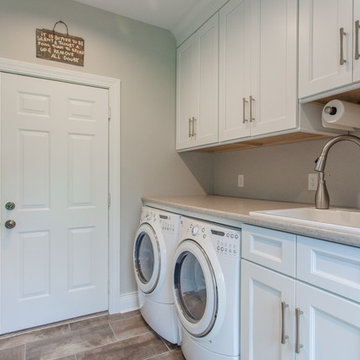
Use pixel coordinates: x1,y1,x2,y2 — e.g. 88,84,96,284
238,174,244,187
308,173,318,191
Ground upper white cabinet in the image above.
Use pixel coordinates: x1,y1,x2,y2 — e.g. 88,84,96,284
299,0,355,97
176,14,219,150
219,0,251,140
219,0,297,142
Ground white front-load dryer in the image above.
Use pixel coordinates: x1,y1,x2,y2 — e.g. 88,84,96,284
173,217,241,360
133,206,181,344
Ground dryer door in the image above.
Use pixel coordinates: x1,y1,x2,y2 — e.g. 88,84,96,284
173,239,218,337
133,223,162,294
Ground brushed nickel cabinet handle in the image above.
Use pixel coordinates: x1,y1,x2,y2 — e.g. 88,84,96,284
340,27,347,65
250,95,255,122
192,117,196,136
242,97,248,123
188,118,192,138
295,308,304,354
355,21,360,60
281,301,289,344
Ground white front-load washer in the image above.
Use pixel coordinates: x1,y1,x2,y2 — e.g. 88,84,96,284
133,206,181,344
173,217,241,360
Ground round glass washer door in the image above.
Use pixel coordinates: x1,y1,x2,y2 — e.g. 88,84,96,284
133,223,161,294
173,240,218,337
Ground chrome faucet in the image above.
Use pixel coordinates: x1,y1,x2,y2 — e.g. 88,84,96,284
314,135,360,209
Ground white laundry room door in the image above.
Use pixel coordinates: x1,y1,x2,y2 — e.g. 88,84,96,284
0,73,109,334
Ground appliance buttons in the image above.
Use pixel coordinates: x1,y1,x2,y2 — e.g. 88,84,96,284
192,226,199,236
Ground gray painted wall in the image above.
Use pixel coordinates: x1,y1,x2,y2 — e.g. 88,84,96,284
0,0,213,294
213,138,360,209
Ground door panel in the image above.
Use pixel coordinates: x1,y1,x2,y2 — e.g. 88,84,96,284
1,73,109,333
251,0,297,136
219,0,251,141
241,260,295,360
296,282,360,360
196,13,219,147
299,0,353,97
176,36,197,150
21,130,50,208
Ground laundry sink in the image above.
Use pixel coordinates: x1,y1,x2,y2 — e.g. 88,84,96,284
250,207,360,235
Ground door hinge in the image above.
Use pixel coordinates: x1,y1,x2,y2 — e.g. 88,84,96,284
108,193,111,208
108,106,111,120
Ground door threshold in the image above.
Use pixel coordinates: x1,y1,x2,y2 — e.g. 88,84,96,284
0,311,108,339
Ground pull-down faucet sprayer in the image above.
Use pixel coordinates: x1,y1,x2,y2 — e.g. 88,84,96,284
314,135,360,209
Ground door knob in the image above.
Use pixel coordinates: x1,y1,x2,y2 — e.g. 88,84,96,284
5,202,15,210
5,220,16,229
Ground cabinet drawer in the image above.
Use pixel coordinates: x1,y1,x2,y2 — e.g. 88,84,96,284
242,225,296,276
297,236,360,303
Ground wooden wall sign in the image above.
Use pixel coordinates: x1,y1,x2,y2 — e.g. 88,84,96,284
36,21,84,66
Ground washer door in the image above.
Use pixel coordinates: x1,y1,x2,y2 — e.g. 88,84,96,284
133,223,161,294
173,240,218,337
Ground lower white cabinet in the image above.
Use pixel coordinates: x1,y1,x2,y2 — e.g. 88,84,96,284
296,282,360,360
241,226,360,360
241,260,295,360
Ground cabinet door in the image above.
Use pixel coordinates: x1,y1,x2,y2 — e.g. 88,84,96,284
219,0,251,141
353,0,360,81
195,14,219,147
250,0,297,136
241,260,295,360
296,282,360,360
176,34,197,150
299,0,353,98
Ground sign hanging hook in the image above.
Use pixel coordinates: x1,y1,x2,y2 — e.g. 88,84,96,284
52,20,69,35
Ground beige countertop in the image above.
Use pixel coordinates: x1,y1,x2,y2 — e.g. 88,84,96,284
142,195,360,248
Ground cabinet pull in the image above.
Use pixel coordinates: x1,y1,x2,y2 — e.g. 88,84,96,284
281,301,289,344
355,21,360,60
340,27,347,65
250,95,255,122
242,97,248,123
192,117,196,136
295,308,304,354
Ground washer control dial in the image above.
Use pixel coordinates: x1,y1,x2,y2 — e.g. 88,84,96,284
192,226,199,236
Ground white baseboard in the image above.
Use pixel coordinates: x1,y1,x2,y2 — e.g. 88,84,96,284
117,291,139,313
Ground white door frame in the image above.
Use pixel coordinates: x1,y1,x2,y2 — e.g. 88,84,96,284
0,57,122,327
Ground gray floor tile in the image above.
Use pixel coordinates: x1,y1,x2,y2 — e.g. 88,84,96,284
26,323,115,360
0,324,70,351
0,345,25,360
109,310,140,322
110,314,151,341
70,315,109,331
76,332,168,360
146,350,185,360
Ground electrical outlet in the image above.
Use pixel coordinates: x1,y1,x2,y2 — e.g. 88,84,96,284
238,174,244,187
308,173,318,191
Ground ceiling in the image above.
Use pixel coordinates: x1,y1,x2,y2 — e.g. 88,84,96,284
72,0,215,31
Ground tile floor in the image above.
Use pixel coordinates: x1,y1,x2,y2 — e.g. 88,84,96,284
0,311,185,360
